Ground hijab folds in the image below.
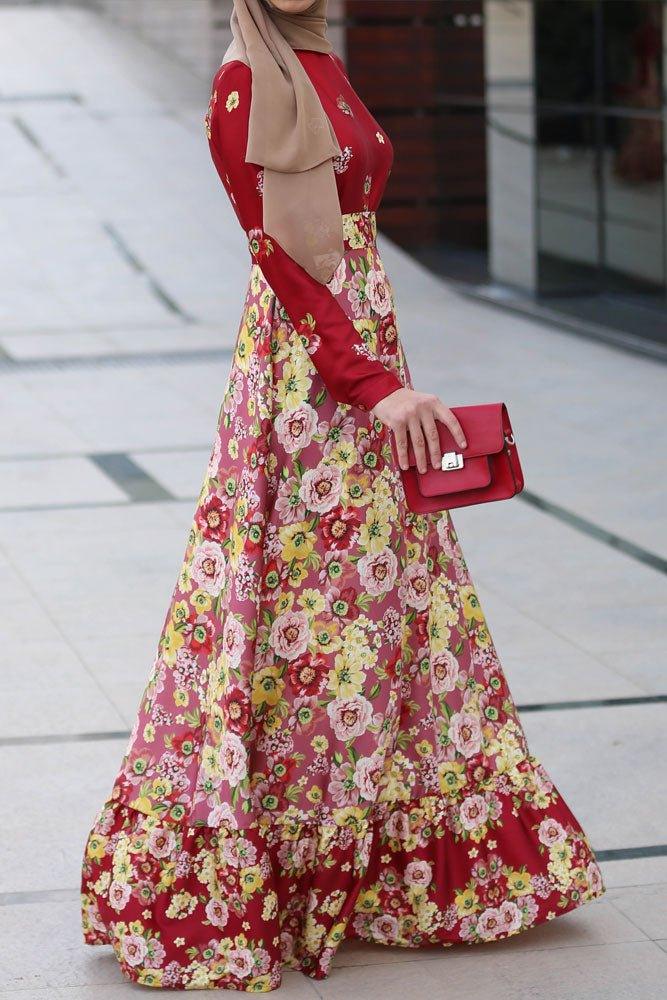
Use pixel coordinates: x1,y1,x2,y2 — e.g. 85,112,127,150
222,0,344,283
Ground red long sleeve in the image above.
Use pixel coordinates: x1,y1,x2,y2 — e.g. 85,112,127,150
206,59,403,413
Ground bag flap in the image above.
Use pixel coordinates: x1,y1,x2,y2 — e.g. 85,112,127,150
397,402,507,468
417,455,491,496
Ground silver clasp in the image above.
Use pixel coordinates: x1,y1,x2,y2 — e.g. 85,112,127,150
441,451,464,471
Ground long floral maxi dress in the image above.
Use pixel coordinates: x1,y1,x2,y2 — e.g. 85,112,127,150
80,51,605,991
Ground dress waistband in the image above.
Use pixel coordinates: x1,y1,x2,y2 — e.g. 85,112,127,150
342,210,377,250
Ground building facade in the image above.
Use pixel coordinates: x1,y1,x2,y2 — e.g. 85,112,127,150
83,0,667,347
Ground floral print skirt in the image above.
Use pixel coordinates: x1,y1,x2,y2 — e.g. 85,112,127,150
81,211,605,991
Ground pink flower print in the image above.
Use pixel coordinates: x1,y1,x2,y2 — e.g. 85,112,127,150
404,859,433,888
399,562,430,611
227,947,254,978
370,913,399,943
353,751,385,801
327,694,374,741
476,907,503,941
329,762,358,807
299,463,343,514
121,933,148,967
147,828,176,860
459,793,490,831
347,270,371,319
222,614,245,669
218,731,248,785
449,710,483,758
274,476,307,525
269,609,310,660
356,547,398,596
191,540,226,596
326,257,347,296
365,267,392,317
205,898,229,929
430,649,459,695
498,899,523,934
275,403,318,453
108,880,131,913
537,817,568,847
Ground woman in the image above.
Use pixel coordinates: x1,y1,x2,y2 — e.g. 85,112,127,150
81,1,605,991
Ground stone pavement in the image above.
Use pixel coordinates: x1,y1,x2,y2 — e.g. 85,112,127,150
0,5,666,999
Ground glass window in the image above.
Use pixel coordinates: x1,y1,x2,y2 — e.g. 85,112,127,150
603,0,663,111
535,0,596,105
537,113,600,292
603,113,665,290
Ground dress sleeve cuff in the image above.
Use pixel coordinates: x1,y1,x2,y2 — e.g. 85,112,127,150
355,370,404,413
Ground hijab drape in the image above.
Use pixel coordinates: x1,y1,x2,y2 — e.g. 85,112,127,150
222,0,344,284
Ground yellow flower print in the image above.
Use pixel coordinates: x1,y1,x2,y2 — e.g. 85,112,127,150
475,623,492,649
86,834,108,860
157,861,177,889
355,889,381,913
262,709,281,733
235,323,254,374
204,89,217,140
190,589,212,614
275,357,312,410
328,440,359,470
161,620,184,664
239,866,263,894
226,90,240,112
297,588,326,616
506,867,534,898
166,890,197,919
306,785,323,804
173,688,189,707
227,523,244,568
454,884,479,916
138,970,163,988
312,734,329,752
358,506,392,554
251,665,285,707
275,591,295,615
262,891,278,921
328,652,366,698
439,761,467,796
279,521,316,562
460,584,486,623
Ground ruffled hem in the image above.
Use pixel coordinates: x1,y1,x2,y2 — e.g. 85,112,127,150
81,781,605,991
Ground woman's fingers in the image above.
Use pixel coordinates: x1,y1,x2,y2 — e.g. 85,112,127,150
393,421,409,470
421,406,444,468
408,416,428,474
434,400,467,450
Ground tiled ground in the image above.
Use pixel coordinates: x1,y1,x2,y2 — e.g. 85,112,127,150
0,5,665,999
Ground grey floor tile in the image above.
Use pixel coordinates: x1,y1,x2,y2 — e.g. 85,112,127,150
319,940,667,1000
606,884,667,941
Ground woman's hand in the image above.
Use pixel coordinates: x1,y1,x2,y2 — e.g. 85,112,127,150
372,388,467,474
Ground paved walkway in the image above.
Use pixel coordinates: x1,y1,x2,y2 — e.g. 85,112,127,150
0,6,665,999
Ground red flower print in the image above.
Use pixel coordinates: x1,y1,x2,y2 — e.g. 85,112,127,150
247,228,274,263
324,584,360,622
223,688,252,735
320,505,360,550
196,495,230,543
188,615,215,654
288,653,328,697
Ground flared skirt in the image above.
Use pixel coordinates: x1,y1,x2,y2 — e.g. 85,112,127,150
81,211,605,990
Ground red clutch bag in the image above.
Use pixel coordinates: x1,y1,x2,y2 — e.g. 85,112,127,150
390,402,524,513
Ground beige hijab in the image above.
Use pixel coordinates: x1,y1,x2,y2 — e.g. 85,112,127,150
223,0,344,284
